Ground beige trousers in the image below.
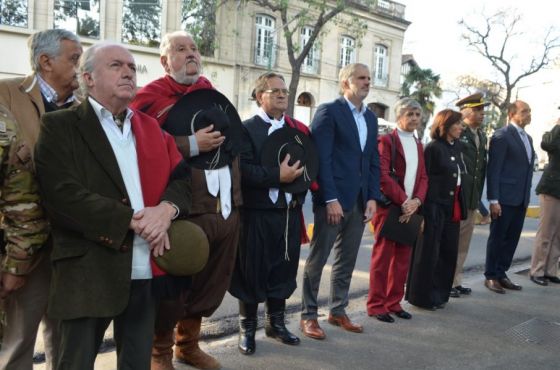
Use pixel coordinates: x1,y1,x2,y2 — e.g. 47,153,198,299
453,209,476,287
530,194,560,277
0,253,59,370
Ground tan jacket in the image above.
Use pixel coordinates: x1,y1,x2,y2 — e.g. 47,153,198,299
0,75,45,157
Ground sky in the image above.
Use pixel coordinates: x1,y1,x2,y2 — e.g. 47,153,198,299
398,0,558,107
397,0,559,147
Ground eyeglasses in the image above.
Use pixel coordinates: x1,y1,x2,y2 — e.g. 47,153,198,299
263,88,289,96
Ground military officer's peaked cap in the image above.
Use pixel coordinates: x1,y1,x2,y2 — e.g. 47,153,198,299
455,93,490,110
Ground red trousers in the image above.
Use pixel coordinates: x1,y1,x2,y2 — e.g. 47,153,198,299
367,212,412,315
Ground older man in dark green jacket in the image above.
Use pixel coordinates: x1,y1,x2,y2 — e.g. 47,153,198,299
529,116,560,286
452,93,489,297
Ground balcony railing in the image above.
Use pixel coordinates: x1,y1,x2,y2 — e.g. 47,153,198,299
351,0,406,20
376,0,405,19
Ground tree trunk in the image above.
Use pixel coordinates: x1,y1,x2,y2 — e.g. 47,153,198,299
287,68,301,117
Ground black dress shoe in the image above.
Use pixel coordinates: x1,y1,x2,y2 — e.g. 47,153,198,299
454,285,472,295
435,303,446,309
545,275,560,284
375,313,395,323
394,310,412,319
530,275,548,286
498,277,522,290
449,288,460,298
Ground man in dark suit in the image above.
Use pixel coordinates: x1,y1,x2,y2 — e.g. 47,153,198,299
484,100,534,294
301,63,381,339
34,43,191,369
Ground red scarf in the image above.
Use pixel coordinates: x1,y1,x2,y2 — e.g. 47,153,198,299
130,110,183,276
131,75,214,125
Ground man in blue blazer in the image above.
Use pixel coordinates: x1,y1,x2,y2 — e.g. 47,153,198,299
485,100,534,294
300,63,381,339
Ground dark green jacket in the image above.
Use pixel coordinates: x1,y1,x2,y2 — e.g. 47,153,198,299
536,125,560,199
459,124,487,210
35,101,191,320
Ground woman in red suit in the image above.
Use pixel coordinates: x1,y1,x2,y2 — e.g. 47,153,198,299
367,98,428,322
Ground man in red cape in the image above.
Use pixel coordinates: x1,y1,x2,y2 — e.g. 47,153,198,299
130,31,242,370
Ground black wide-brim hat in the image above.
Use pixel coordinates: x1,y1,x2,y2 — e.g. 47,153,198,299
260,126,319,194
163,89,243,170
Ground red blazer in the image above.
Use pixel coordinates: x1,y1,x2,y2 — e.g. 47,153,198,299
378,129,428,207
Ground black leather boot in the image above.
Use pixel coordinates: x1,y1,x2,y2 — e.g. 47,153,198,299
265,298,300,345
238,301,258,355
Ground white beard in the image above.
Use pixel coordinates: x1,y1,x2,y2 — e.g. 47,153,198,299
169,62,201,85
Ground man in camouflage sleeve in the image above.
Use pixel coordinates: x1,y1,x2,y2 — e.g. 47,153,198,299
0,29,82,370
0,104,49,348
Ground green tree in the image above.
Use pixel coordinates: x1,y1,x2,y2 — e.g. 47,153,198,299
460,9,560,126
122,0,162,47
401,66,442,140
182,0,218,57
54,0,100,38
0,0,28,27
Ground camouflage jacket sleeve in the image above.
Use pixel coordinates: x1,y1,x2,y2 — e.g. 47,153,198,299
0,107,49,276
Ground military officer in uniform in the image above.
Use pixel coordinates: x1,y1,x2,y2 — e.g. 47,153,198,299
0,104,49,349
451,93,489,297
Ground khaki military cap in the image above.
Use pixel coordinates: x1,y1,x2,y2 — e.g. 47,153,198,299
455,93,490,110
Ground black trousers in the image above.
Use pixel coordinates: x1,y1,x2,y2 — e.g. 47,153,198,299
407,203,460,308
56,280,156,370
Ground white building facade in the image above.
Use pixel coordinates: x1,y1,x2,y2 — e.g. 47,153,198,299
0,0,409,123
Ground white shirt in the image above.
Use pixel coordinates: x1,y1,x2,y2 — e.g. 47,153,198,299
257,108,292,205
510,122,532,162
344,97,368,151
397,128,418,199
89,97,152,280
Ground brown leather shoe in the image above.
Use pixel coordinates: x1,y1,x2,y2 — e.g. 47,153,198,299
498,277,522,290
484,279,506,294
299,319,326,340
327,314,363,333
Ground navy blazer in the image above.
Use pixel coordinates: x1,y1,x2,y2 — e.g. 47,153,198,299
311,97,381,211
487,124,535,208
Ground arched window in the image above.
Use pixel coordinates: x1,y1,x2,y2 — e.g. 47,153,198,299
255,14,276,66
301,26,318,74
374,44,389,86
339,36,356,68
297,92,314,107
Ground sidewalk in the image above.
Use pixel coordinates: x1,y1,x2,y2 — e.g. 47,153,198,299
34,219,555,369
35,262,559,370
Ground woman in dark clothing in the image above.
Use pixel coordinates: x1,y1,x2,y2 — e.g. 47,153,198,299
406,109,467,310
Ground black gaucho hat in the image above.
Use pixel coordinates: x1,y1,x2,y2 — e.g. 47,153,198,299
163,89,243,170
260,126,319,194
